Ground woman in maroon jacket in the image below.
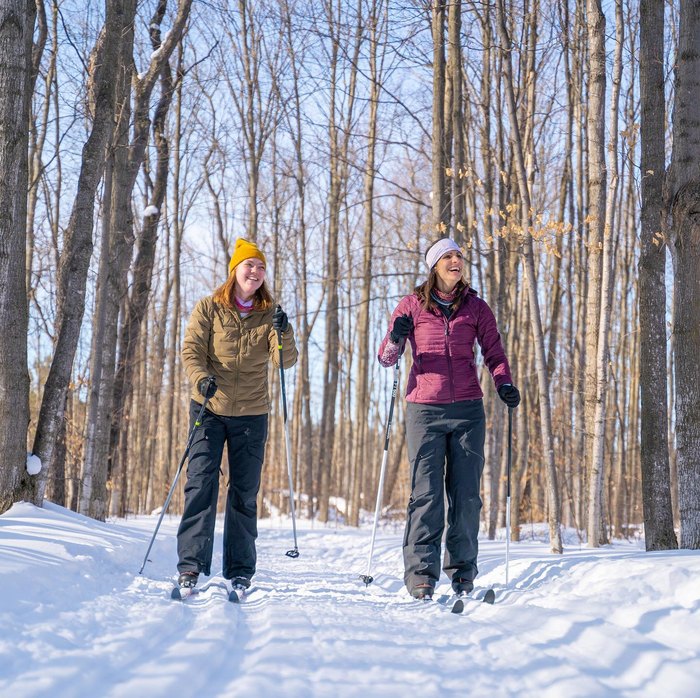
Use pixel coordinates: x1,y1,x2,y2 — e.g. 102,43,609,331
378,238,520,600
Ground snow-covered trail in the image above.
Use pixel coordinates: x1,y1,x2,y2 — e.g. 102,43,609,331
1,502,699,697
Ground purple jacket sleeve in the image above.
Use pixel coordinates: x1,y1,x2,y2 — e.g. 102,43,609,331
377,296,414,367
476,299,513,388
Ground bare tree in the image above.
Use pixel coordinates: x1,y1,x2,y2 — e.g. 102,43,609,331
638,0,677,550
79,0,192,519
583,0,608,546
495,0,562,553
317,0,363,522
431,1,447,232
349,0,387,526
0,0,37,513
110,11,186,517
30,0,134,505
666,0,700,549
222,0,282,242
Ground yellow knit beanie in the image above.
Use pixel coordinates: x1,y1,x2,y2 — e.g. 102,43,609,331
228,238,266,274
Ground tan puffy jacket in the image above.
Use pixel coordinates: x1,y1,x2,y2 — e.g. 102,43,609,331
182,295,298,417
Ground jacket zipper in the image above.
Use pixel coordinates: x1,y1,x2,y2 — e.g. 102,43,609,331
444,316,455,402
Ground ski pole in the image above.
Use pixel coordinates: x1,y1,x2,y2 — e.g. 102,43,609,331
139,379,214,574
505,405,513,587
360,350,402,586
276,307,300,558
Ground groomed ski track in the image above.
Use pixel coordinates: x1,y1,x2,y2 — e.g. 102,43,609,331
1,501,699,697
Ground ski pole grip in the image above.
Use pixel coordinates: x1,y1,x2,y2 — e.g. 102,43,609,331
276,304,283,349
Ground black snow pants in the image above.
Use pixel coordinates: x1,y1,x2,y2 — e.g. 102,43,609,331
176,400,268,580
403,399,486,594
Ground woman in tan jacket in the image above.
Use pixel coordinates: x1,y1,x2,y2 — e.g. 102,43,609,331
174,238,297,597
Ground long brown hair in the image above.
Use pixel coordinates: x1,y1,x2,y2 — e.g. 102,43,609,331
212,270,274,311
414,269,468,311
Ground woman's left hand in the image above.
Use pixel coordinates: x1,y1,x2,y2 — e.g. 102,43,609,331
498,384,521,408
273,306,289,333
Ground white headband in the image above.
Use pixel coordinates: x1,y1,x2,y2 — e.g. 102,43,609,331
425,238,461,270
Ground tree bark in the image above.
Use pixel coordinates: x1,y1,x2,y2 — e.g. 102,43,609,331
31,0,130,506
350,0,384,527
590,0,626,547
318,0,362,522
667,0,700,549
431,1,448,232
638,0,677,550
495,0,562,553
0,0,35,513
109,1,191,517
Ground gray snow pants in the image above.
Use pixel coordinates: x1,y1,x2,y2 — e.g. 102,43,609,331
403,399,486,594
176,400,268,580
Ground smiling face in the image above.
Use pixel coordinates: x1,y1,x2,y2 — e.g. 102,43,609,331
434,250,464,293
233,257,266,300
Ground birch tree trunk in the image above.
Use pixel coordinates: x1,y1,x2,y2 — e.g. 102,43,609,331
588,0,624,547
583,0,607,545
638,0,677,550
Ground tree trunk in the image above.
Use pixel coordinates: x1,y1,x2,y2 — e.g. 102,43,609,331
590,0,625,547
318,0,362,522
583,0,607,546
667,0,700,549
281,0,314,518
638,0,677,550
31,0,130,506
447,0,464,243
0,0,35,513
431,1,447,232
350,0,383,527
109,2,190,516
495,0,562,553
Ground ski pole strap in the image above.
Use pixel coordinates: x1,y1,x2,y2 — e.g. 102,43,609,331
383,350,402,450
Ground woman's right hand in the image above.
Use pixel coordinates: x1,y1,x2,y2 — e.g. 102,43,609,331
198,376,218,399
390,314,413,343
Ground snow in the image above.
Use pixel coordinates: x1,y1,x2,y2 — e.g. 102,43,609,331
143,205,160,217
25,454,41,475
1,502,699,697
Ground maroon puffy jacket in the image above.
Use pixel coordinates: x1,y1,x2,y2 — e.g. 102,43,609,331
377,287,513,404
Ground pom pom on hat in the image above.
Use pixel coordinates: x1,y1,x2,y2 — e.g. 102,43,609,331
228,238,266,273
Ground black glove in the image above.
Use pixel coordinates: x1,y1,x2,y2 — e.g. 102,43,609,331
272,305,289,333
498,384,521,408
390,314,413,343
198,376,217,400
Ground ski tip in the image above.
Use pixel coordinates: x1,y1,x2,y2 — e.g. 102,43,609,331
451,598,465,614
483,588,496,605
228,590,241,603
171,585,197,601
